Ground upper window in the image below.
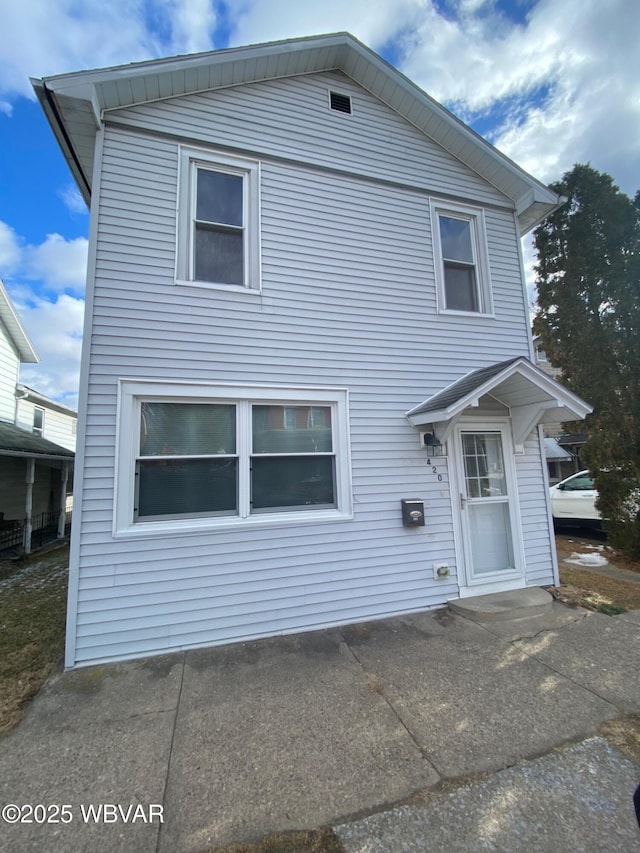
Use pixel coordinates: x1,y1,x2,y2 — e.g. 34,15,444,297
33,407,44,436
115,381,352,536
176,147,260,292
431,201,492,315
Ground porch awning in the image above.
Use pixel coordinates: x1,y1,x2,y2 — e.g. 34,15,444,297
543,437,574,461
406,357,592,447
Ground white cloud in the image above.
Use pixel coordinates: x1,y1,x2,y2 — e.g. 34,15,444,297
0,220,21,271
229,0,423,51
15,293,84,409
399,0,640,195
0,223,88,294
166,0,218,54
0,0,164,101
59,184,88,215
23,233,88,292
0,224,87,405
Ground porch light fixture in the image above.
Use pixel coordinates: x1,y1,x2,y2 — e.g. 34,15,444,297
422,431,445,457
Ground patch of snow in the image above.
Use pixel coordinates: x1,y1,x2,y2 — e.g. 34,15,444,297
566,552,609,567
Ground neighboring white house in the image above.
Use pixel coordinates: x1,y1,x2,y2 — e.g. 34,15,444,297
34,33,591,669
15,385,77,452
0,279,75,553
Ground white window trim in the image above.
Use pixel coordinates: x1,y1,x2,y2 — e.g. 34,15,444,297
114,380,352,538
431,200,493,316
176,146,261,293
33,406,45,436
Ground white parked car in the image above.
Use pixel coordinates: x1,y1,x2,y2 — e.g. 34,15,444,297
549,470,601,529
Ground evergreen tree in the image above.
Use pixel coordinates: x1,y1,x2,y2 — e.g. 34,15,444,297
533,164,640,557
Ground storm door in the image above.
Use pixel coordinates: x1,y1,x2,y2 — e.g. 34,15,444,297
456,427,521,585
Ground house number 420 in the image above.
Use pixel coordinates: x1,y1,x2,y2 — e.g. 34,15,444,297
426,460,443,482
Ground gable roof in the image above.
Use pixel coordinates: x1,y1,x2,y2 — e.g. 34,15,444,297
0,280,38,364
31,32,562,235
406,357,592,444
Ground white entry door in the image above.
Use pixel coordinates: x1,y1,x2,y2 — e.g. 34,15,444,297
456,426,522,589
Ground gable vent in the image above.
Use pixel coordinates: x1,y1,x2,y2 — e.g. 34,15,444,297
330,91,352,114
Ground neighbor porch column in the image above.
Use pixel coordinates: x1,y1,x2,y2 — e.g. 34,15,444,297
23,457,35,556
57,461,70,538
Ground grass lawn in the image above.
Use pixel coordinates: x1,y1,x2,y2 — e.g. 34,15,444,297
554,532,640,614
0,543,69,737
558,564,640,614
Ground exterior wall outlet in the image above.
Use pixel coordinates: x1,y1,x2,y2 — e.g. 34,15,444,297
433,562,450,580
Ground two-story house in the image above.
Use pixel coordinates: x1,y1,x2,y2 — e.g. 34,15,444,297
0,280,74,553
33,33,590,668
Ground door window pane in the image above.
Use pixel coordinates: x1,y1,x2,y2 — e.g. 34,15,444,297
137,458,238,518
252,456,335,509
140,403,236,456
462,433,507,498
469,502,514,573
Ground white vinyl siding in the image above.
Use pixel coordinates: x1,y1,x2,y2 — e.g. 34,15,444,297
68,78,549,665
516,432,557,586
0,325,20,423
106,71,510,210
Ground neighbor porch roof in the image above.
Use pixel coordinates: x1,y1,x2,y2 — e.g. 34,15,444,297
0,421,74,461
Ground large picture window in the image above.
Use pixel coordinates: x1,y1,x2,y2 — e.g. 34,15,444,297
115,382,351,536
431,201,492,315
176,147,260,291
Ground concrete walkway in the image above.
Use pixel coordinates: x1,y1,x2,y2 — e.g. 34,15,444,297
1,601,639,852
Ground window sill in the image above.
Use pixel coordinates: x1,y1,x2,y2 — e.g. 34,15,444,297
113,507,354,540
437,307,495,319
175,278,262,295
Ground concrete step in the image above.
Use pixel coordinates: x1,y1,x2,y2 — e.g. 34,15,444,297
449,587,553,623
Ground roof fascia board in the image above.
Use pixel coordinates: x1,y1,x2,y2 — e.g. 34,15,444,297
0,450,73,461
36,32,352,95
31,79,93,206
0,280,38,363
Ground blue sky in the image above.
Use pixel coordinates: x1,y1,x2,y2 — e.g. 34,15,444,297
0,0,638,408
